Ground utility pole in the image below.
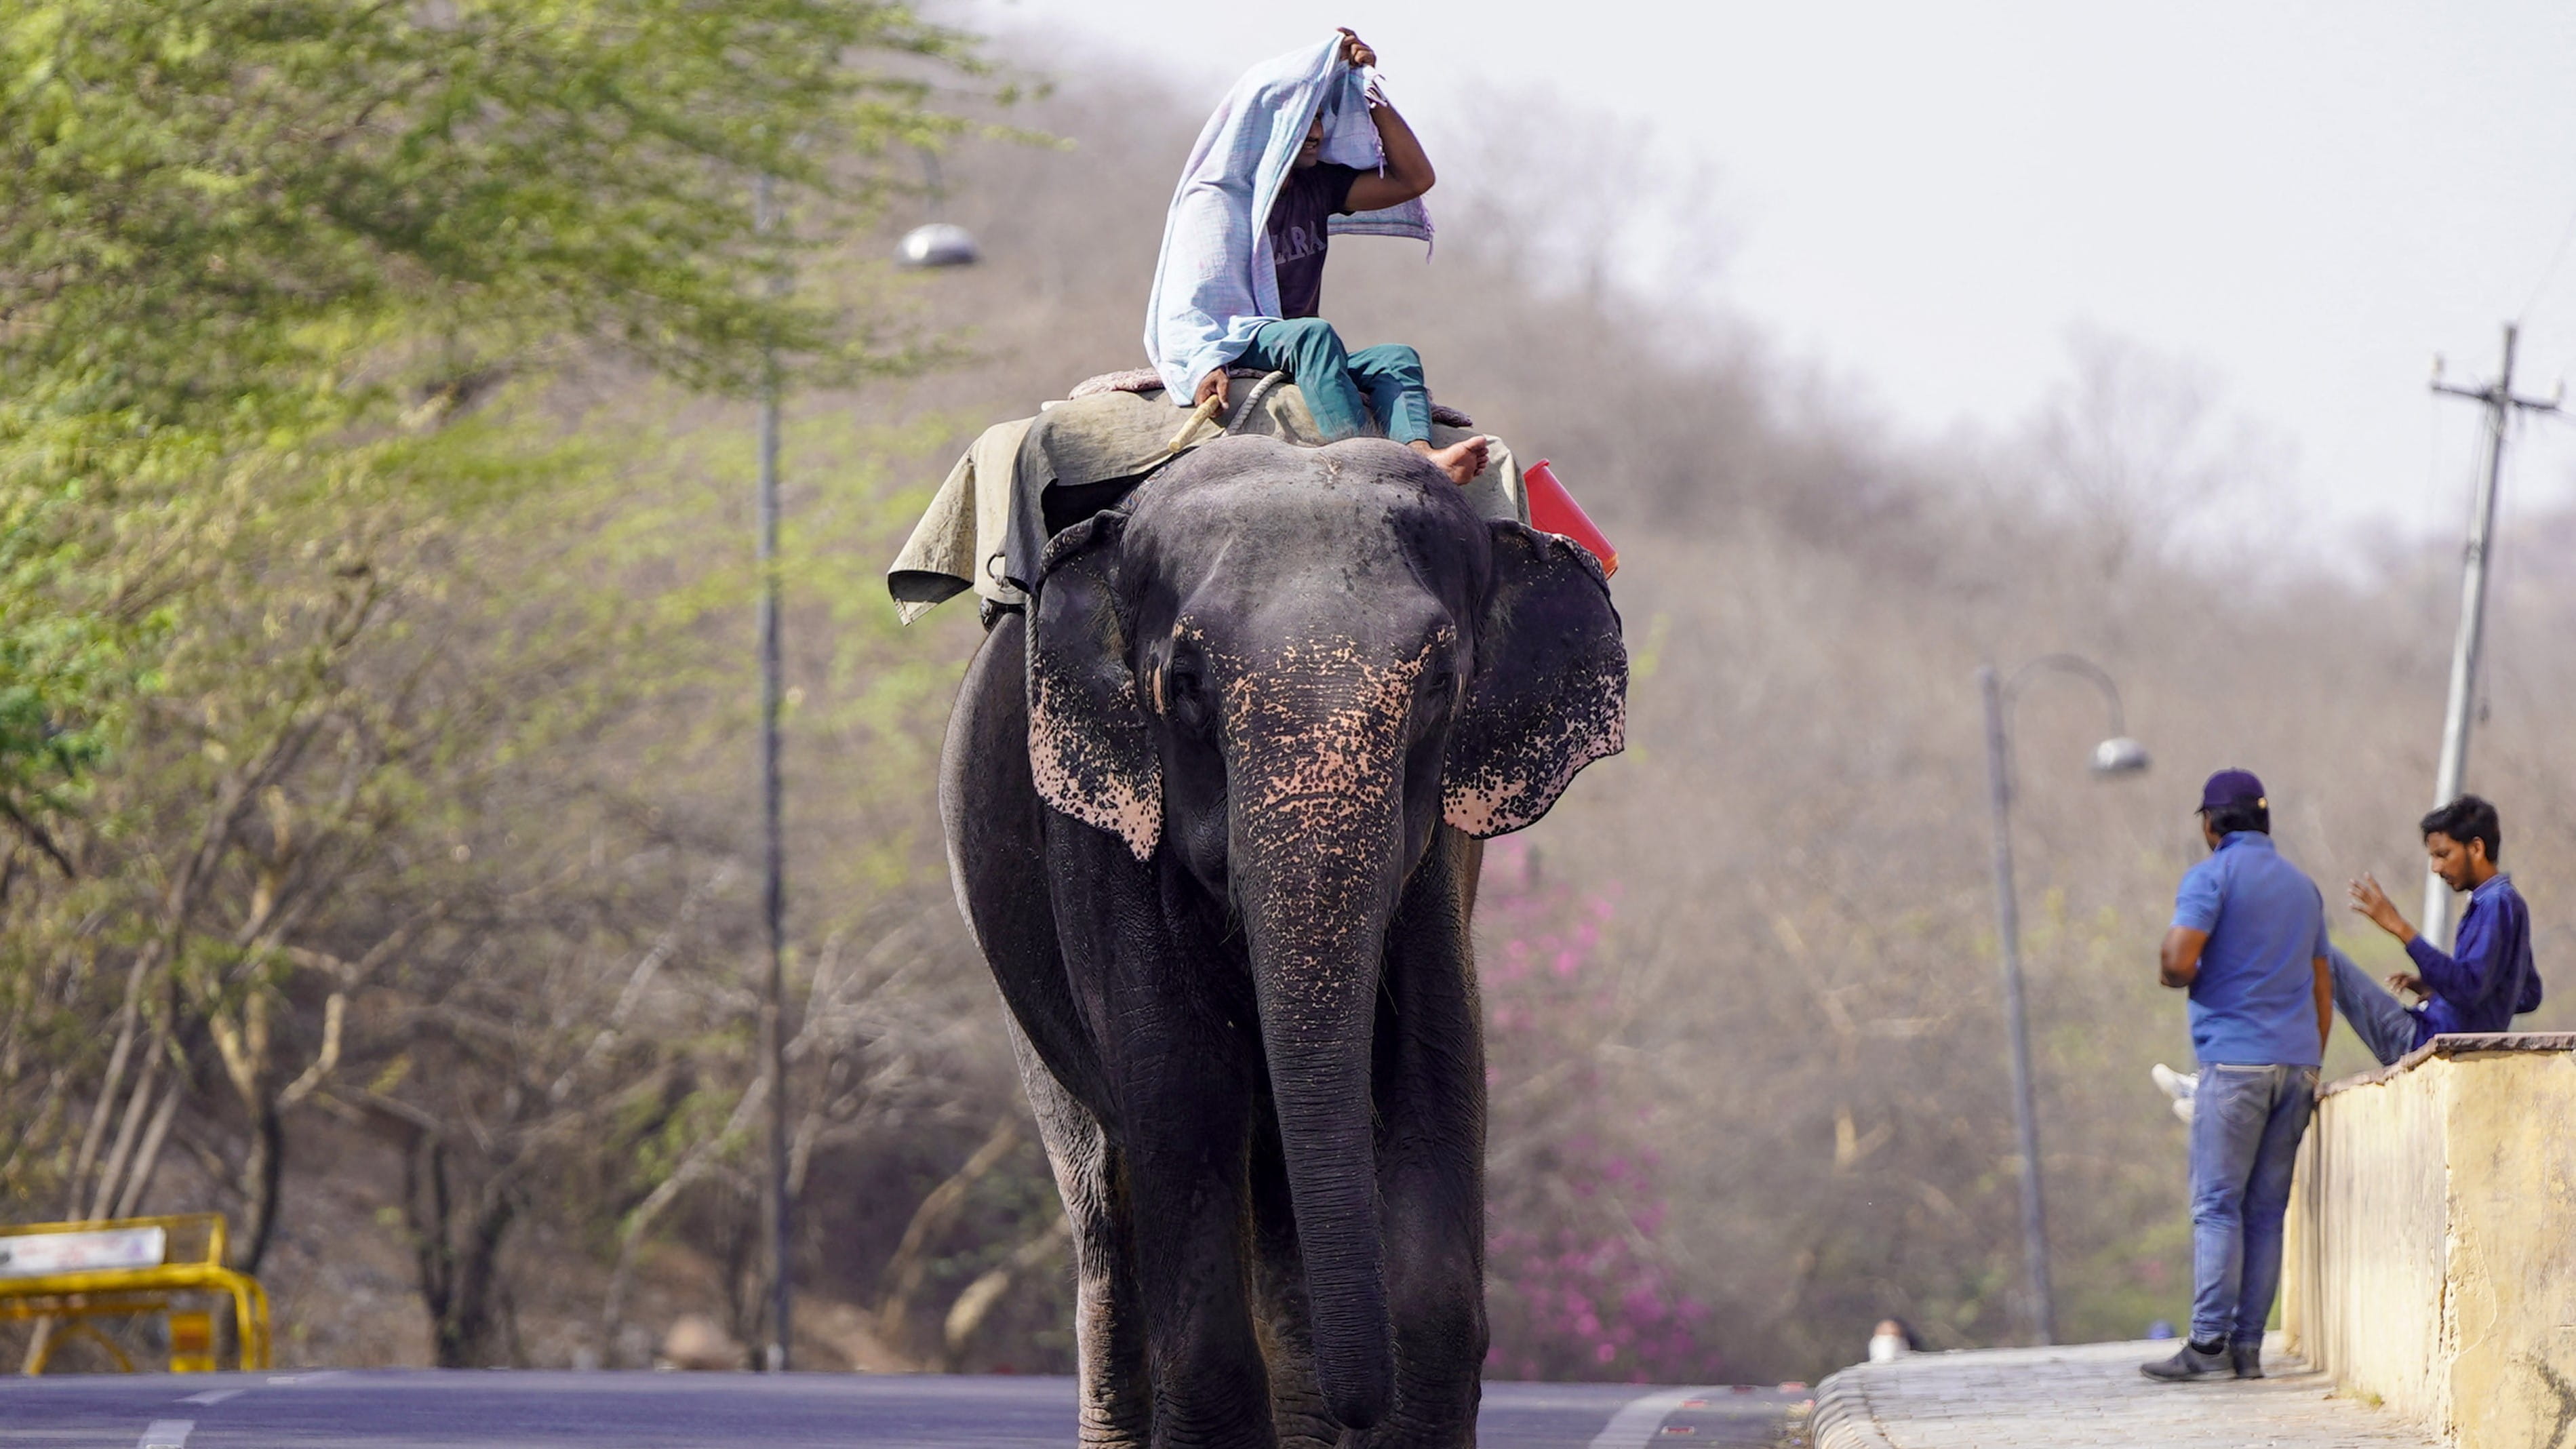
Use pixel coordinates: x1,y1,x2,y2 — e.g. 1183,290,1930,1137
753,172,793,1374
2424,324,2560,947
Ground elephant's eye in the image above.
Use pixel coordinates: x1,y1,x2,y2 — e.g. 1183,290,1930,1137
1413,663,1460,726
1164,662,1213,735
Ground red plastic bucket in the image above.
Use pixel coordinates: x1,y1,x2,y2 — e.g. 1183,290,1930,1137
1522,459,1618,578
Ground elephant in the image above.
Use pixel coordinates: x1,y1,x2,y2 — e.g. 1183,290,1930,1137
938,434,1626,1448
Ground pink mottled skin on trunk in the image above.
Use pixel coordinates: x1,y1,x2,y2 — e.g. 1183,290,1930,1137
1225,637,1438,814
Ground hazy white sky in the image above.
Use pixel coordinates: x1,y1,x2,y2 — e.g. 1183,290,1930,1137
973,0,2576,542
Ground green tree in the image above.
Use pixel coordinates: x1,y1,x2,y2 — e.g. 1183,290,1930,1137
0,0,995,1364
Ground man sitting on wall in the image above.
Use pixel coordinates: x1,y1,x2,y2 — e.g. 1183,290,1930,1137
2340,794,2543,1065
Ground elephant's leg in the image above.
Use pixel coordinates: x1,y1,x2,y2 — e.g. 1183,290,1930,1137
1369,829,1490,1447
1111,1015,1270,1447
1248,1098,1336,1449
947,604,1143,1439
1007,1016,1150,1449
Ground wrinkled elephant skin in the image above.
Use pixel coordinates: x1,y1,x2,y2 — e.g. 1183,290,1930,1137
938,436,1626,1448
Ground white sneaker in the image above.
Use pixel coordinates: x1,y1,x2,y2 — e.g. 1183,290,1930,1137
2152,1063,2198,1125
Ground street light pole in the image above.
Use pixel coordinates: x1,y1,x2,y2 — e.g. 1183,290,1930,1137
1976,654,2152,1348
753,172,793,1374
1978,665,2054,1347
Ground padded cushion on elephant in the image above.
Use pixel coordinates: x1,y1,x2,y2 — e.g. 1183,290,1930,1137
887,382,1522,624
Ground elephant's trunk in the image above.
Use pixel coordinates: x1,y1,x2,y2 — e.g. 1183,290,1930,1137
1233,739,1409,1433
1247,915,1395,1431
1253,942,1392,1430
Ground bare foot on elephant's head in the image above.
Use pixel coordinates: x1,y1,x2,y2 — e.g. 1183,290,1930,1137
1413,435,1490,488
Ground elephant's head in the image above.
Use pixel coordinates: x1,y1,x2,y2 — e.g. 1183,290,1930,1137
1026,435,1624,1428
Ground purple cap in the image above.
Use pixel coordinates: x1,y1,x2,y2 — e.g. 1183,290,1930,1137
2198,768,2267,813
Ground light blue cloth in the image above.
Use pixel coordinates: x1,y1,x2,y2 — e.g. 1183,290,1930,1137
1143,35,1435,403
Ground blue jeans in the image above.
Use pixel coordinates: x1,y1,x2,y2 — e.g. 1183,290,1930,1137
2329,945,2425,1067
2188,1061,2317,1346
1239,317,1433,445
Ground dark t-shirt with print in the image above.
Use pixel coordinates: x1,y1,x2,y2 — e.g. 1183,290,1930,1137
1268,162,1360,320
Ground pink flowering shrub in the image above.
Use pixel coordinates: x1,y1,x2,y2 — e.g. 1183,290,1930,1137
1478,838,1718,1384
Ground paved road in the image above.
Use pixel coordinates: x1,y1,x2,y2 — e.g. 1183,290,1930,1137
0,1370,1802,1448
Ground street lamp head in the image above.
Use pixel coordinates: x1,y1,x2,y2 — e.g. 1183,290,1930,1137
897,222,979,268
2090,736,2151,776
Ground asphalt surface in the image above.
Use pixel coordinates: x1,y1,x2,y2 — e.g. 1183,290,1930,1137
0,1370,1803,1447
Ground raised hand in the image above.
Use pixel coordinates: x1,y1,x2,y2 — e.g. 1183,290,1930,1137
2347,872,2415,942
1338,28,1377,68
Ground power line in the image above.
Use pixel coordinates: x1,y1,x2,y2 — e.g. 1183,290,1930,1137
2516,197,2576,324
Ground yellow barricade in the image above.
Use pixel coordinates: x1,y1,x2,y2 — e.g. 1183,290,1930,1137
0,1214,271,1373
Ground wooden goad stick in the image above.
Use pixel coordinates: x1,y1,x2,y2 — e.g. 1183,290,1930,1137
1166,393,1224,454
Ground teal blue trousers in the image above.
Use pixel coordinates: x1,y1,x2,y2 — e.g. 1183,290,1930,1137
1238,317,1433,445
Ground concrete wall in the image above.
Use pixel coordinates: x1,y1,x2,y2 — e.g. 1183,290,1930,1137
2282,1033,2576,1449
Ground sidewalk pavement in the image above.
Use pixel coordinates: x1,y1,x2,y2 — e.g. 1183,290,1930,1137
1810,1338,2440,1449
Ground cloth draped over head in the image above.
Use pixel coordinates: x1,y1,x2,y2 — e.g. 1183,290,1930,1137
1143,34,1435,404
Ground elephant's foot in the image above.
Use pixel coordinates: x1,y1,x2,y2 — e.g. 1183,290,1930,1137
1075,1410,1150,1449
1073,1352,1149,1449
1071,1291,1151,1449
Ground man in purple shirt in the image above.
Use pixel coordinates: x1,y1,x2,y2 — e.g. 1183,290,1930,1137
2342,795,2543,1065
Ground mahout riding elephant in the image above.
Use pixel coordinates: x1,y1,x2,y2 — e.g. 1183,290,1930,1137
939,435,1626,1447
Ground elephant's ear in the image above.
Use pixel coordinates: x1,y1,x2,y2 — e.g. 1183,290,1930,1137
1442,523,1627,837
1028,512,1162,862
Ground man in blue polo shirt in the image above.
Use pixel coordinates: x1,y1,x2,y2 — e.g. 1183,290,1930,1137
2143,769,2332,1384
2341,794,2543,1065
